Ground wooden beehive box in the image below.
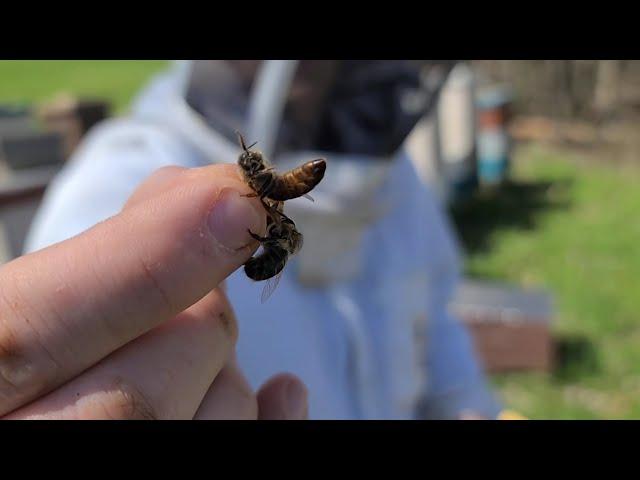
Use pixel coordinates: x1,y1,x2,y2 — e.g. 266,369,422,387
1,131,65,170
0,162,61,262
0,113,65,170
38,95,110,158
449,279,555,373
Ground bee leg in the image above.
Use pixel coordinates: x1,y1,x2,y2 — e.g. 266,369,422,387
241,192,259,198
260,199,295,226
268,209,295,226
271,208,295,225
259,198,283,220
247,229,270,242
259,197,273,210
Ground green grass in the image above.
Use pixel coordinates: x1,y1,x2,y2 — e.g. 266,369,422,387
0,60,169,113
452,144,640,419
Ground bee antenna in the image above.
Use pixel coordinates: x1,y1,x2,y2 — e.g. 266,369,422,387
247,141,258,150
235,130,248,151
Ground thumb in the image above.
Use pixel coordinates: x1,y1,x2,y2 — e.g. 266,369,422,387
257,373,309,420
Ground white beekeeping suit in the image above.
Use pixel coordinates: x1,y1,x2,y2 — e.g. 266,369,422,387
25,60,501,419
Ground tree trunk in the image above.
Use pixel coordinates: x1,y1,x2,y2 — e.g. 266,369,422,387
593,60,620,115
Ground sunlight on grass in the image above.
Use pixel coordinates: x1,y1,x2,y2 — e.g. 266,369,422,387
455,144,640,418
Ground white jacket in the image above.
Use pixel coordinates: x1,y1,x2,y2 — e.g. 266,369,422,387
25,63,501,419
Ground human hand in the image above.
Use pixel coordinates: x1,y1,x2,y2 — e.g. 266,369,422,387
0,164,308,420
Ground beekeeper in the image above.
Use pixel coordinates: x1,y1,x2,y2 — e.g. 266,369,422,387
24,60,502,419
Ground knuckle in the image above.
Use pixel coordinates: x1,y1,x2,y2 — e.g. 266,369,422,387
229,375,258,419
0,298,59,413
213,290,239,343
216,307,239,345
0,329,42,410
208,368,258,420
199,289,238,344
236,387,258,419
136,254,176,315
95,377,159,420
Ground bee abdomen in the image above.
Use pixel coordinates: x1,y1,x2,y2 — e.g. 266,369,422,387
244,247,288,281
269,159,326,201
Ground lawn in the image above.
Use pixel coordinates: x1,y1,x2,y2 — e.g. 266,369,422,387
2,61,638,419
452,144,640,419
0,60,169,113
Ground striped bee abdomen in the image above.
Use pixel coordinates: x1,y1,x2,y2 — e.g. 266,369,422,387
269,159,326,201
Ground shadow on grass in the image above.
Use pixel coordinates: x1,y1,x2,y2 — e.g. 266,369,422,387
552,334,601,382
450,179,573,256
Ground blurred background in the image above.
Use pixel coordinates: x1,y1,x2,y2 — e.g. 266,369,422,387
1,60,638,419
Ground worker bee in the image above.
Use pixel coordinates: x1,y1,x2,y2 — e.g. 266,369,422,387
236,131,326,202
244,199,303,302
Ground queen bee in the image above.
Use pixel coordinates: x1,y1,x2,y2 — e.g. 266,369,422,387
236,132,326,203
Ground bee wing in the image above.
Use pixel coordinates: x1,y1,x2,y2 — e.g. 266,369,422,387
260,269,285,304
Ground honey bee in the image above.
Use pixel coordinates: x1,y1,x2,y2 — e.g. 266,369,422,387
244,199,303,302
236,131,326,202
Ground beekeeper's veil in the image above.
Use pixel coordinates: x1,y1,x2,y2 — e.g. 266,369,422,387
177,60,446,285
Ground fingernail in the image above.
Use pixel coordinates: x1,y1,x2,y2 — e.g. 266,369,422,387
208,189,264,251
285,380,308,420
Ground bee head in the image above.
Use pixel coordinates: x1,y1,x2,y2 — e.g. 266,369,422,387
238,149,265,175
236,131,265,175
290,228,303,254
277,222,302,255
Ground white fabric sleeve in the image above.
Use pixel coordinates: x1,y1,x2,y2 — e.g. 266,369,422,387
24,120,202,253
407,150,503,420
420,304,503,419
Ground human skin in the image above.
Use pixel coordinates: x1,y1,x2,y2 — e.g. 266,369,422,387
0,164,308,420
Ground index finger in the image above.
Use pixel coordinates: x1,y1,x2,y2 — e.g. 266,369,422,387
0,164,265,415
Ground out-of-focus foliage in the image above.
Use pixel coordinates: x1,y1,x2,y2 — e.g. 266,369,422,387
473,60,640,120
